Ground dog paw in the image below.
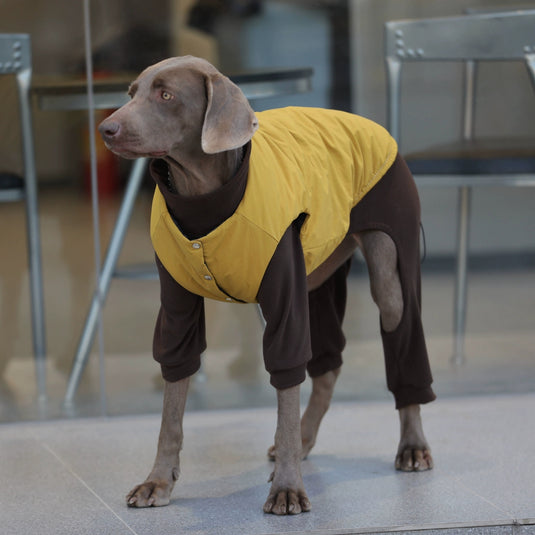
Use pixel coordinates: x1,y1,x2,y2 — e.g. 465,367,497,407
263,488,311,515
126,479,174,507
396,405,433,472
263,468,311,515
395,447,433,472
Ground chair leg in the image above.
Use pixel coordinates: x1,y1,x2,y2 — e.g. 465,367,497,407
63,158,148,406
256,304,266,329
17,67,47,401
452,185,471,364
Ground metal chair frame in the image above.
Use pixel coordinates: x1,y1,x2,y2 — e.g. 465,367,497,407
385,10,535,363
0,34,46,399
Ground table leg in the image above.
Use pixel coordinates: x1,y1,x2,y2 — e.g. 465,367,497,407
64,158,148,406
452,185,471,364
17,68,47,403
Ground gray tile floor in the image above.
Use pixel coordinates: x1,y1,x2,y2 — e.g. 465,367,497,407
2,393,535,535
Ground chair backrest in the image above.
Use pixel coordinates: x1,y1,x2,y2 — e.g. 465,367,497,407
0,33,37,205
385,10,535,144
0,34,31,75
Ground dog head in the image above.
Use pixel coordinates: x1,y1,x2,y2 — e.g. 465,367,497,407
98,56,259,159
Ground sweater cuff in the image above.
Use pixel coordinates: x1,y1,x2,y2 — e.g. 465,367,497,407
269,363,307,390
393,385,436,410
160,354,202,383
307,352,343,378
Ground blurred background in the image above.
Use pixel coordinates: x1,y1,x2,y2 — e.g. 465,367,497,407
0,0,534,422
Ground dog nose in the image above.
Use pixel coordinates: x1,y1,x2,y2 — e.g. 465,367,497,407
98,120,121,140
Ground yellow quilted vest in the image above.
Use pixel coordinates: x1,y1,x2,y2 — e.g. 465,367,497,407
150,107,397,303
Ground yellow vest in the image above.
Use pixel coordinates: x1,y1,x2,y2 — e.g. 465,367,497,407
150,107,397,303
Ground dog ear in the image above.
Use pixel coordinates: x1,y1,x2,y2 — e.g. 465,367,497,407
202,73,259,154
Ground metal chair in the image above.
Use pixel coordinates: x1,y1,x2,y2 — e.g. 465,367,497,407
385,10,535,364
0,34,46,398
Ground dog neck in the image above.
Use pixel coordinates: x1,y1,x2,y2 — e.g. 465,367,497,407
164,147,243,197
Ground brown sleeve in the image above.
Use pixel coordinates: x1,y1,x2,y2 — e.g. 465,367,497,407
153,221,311,389
153,254,207,382
256,221,311,389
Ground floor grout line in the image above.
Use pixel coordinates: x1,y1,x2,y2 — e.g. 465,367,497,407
453,475,517,524
40,442,139,535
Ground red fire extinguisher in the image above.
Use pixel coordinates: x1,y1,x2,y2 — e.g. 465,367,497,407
83,73,120,198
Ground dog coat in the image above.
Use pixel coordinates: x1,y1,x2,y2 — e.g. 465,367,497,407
150,107,397,303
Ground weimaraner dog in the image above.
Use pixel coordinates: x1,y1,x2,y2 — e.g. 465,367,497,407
99,56,435,516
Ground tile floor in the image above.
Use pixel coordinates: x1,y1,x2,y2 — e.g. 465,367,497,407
1,394,534,535
1,185,534,533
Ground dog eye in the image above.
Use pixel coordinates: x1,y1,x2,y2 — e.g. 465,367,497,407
161,91,173,101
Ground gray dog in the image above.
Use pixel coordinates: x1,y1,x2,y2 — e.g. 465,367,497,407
99,56,436,516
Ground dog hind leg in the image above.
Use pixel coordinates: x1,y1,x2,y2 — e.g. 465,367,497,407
396,404,433,471
359,230,403,332
267,367,341,461
300,367,341,458
359,230,433,472
268,256,350,462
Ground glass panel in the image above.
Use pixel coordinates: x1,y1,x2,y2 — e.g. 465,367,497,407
1,0,534,424
1,1,92,421
79,0,347,417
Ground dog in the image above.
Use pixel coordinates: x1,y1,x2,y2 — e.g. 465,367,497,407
98,56,436,516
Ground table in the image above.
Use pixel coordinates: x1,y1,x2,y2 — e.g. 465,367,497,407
33,67,313,111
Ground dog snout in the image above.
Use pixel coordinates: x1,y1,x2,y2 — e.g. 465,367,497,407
98,120,121,141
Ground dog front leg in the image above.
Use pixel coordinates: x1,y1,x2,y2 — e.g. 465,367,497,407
127,377,190,507
263,385,311,515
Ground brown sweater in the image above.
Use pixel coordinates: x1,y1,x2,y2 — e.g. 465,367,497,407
150,146,436,408
151,143,312,389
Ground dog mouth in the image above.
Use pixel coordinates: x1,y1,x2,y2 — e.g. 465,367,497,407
103,142,167,159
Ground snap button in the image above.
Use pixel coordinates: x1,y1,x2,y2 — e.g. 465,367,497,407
204,275,212,280
192,242,201,249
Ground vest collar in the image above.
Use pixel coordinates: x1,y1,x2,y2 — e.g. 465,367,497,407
149,143,251,239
